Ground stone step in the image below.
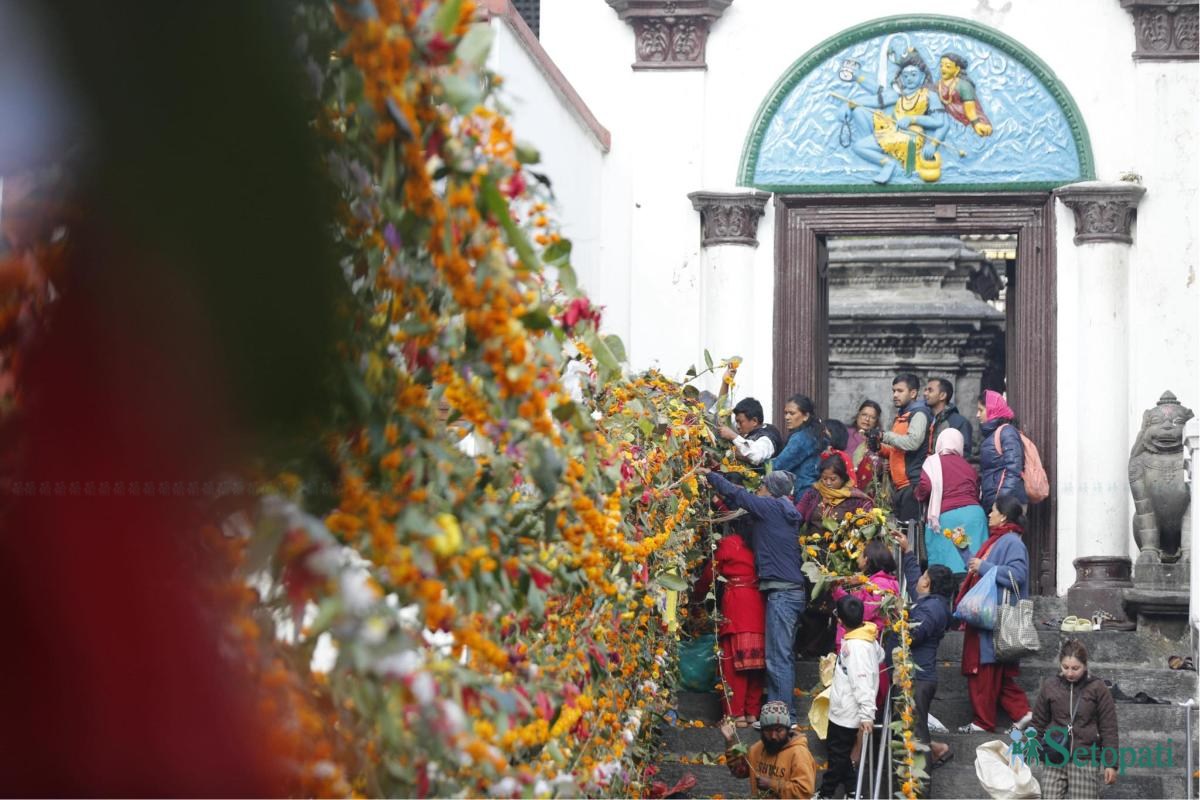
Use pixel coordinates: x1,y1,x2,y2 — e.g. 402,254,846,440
665,703,1197,757
929,766,1186,800
675,685,1197,729
788,661,1197,705
652,738,1192,799
935,628,1182,668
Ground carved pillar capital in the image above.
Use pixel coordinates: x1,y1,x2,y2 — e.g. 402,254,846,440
1120,0,1199,61
1053,181,1147,245
688,190,770,247
605,0,733,70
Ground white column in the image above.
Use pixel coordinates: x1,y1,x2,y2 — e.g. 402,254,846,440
688,191,769,394
1055,180,1146,623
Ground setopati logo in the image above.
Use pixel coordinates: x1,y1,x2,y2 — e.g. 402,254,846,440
1008,727,1177,771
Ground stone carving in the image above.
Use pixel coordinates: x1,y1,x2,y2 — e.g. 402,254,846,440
1054,181,1147,245
1129,391,1195,562
742,19,1091,191
825,236,1005,427
687,191,769,247
1121,0,1200,60
606,0,732,70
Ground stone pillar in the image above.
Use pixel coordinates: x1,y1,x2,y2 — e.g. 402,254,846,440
688,191,769,391
1055,181,1147,627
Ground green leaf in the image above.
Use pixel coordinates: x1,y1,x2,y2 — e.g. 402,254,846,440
520,307,554,330
440,73,482,112
481,176,539,273
654,572,688,592
529,440,564,498
543,238,571,267
604,334,627,364
552,400,576,422
704,349,713,370
556,263,578,294
434,0,465,35
801,561,823,585
455,23,494,68
515,141,541,164
528,582,546,619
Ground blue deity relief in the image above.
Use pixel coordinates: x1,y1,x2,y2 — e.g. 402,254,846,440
745,24,1087,190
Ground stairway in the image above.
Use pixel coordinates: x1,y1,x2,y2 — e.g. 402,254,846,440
655,599,1199,799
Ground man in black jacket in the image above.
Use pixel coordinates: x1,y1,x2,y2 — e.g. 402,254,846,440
923,378,974,457
718,397,784,468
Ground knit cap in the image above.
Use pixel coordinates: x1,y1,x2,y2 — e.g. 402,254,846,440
759,700,790,728
763,470,794,498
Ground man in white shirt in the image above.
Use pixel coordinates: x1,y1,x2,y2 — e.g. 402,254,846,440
718,397,784,467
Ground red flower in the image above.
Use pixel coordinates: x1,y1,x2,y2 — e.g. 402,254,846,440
502,171,526,199
560,298,602,334
530,567,554,591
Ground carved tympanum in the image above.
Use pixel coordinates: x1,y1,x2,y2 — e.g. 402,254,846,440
607,0,732,69
687,191,769,247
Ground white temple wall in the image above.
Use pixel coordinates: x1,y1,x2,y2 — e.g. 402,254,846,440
516,1,1198,593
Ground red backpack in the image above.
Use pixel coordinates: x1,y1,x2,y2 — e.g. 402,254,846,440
994,424,1049,504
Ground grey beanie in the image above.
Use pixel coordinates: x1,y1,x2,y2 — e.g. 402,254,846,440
763,470,794,498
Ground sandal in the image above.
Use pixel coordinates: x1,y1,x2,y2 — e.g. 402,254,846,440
931,748,954,769
1060,616,1087,632
1168,655,1196,671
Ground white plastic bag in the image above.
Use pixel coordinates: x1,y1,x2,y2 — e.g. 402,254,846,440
975,739,1041,799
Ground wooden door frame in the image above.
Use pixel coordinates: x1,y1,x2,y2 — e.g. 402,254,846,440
772,192,1057,595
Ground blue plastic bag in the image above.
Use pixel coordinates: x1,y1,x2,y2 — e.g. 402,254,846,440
954,569,999,630
677,633,718,692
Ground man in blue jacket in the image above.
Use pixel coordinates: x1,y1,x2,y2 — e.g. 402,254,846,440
701,467,804,726
899,533,956,773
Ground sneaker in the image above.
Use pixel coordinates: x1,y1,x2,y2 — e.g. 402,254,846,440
957,722,988,733
1013,711,1033,731
752,720,761,730
928,713,949,734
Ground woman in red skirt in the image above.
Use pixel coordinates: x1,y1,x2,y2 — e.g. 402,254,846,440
715,527,766,727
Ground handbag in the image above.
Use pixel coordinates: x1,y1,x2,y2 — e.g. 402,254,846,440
994,569,1040,662
954,568,999,630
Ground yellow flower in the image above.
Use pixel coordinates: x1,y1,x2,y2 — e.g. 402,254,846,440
431,512,463,556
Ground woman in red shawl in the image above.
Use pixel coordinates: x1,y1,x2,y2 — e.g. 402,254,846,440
715,526,766,727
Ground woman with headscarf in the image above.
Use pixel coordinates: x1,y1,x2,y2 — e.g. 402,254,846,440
915,428,987,587
795,457,873,534
977,390,1028,511
956,495,1033,734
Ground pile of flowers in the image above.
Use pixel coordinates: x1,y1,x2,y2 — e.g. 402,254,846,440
203,1,743,796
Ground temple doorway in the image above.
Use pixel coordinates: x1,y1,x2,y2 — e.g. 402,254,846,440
771,192,1057,594
823,232,1012,456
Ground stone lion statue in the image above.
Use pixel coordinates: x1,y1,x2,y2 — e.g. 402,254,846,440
1129,391,1194,562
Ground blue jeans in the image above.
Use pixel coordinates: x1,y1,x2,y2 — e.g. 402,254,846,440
764,587,806,721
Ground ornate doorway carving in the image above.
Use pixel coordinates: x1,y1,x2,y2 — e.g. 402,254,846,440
772,192,1057,594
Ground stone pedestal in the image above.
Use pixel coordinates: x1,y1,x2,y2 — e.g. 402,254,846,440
1126,555,1191,639
1067,556,1136,629
1055,181,1146,627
